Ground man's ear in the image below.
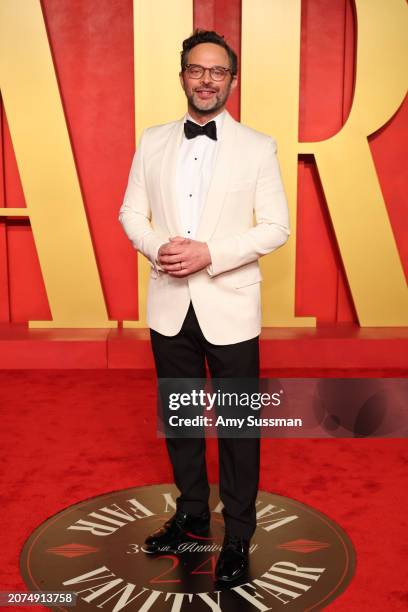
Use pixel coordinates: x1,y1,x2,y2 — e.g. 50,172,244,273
230,75,238,91
179,72,185,91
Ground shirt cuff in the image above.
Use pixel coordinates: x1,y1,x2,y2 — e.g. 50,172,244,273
153,242,166,273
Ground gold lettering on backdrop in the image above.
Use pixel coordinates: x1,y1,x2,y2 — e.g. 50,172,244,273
123,0,193,328
242,0,408,326
242,0,314,327
0,0,115,327
1,0,406,327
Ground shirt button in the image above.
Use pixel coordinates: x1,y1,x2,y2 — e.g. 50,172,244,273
189,194,192,197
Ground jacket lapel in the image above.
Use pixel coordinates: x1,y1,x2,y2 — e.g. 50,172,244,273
196,110,238,241
160,117,185,237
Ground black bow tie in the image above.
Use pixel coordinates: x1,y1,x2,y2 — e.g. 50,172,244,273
184,119,217,141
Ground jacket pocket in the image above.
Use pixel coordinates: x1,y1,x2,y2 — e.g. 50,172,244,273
234,268,263,289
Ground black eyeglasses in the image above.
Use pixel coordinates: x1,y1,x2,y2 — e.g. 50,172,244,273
184,64,233,81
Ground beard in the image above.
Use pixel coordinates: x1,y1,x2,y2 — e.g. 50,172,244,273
185,82,232,116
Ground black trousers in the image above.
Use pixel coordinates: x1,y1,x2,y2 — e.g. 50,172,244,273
150,302,260,539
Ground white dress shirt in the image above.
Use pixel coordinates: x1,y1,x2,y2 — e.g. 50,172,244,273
175,111,225,239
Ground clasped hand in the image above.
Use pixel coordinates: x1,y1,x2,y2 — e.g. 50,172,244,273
158,236,211,277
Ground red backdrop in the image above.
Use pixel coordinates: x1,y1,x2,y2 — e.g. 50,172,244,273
0,0,406,325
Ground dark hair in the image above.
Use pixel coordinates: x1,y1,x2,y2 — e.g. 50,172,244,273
181,29,238,76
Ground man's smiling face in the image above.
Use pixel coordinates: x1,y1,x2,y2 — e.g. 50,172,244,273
180,42,237,122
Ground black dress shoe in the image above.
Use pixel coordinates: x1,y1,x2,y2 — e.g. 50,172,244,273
215,535,250,584
144,510,210,554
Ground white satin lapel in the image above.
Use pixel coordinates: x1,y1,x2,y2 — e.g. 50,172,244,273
196,111,237,242
160,118,185,237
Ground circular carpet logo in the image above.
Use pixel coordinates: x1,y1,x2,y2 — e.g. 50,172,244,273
21,484,355,611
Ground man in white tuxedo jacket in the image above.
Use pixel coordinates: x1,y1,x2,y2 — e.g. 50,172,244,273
119,29,289,585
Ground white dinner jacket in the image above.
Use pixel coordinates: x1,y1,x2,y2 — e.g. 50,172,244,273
119,110,290,345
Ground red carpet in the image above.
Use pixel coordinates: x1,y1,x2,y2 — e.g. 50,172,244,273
1,370,407,610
